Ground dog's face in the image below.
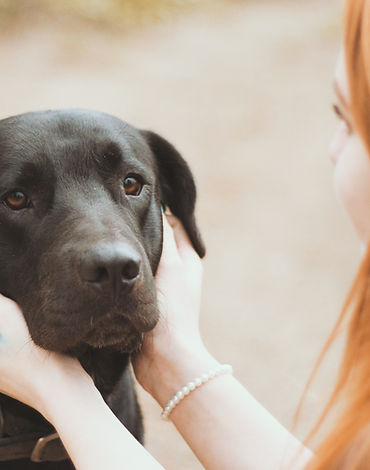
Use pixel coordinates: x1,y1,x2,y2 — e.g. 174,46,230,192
0,109,204,354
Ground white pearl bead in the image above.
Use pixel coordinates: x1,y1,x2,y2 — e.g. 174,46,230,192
161,365,233,420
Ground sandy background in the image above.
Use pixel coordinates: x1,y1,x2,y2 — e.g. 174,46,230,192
0,0,362,468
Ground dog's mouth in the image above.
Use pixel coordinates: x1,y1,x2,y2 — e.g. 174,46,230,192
82,313,144,352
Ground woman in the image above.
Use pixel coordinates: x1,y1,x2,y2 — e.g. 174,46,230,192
0,0,369,468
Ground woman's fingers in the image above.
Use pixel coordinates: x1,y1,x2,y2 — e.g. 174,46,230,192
161,214,180,262
163,213,200,261
156,214,202,296
0,294,91,414
0,294,29,340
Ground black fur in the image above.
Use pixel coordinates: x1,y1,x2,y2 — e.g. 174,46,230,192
0,109,204,469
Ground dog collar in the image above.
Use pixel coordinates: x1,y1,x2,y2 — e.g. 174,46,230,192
0,404,68,463
0,431,68,463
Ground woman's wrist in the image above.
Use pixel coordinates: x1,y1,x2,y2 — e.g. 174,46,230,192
142,336,221,408
42,378,102,428
33,353,98,423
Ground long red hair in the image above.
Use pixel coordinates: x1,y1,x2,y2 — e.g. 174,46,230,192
302,2,370,468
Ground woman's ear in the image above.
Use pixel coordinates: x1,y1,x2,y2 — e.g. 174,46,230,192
141,130,205,258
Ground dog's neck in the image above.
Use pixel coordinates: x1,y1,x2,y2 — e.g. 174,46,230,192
75,346,130,396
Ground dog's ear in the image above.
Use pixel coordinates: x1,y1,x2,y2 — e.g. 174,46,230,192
141,130,205,258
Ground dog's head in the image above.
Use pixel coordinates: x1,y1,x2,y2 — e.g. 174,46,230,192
0,109,204,354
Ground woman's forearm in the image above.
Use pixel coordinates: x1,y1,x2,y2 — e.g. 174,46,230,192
172,375,313,470
39,371,165,470
38,348,312,470
146,343,314,470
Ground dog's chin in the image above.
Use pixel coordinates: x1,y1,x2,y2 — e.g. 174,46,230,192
83,326,143,353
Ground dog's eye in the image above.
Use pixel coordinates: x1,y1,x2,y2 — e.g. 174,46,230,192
123,176,143,196
3,191,30,210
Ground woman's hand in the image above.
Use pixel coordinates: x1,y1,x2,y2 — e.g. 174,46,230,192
132,214,219,406
0,294,91,418
0,298,165,470
152,213,204,345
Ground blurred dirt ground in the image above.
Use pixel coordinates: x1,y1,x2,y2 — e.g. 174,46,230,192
0,0,362,468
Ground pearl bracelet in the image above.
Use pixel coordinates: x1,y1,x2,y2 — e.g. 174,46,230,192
161,364,233,420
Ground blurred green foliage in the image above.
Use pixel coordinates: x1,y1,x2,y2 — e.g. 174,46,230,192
0,0,215,29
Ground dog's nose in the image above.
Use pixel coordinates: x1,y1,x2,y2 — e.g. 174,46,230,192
79,243,141,297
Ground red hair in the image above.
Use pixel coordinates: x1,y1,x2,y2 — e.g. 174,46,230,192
301,1,370,468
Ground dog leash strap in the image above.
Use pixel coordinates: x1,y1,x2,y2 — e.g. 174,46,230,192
0,432,69,462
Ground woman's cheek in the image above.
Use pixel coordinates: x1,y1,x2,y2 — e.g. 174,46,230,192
330,124,355,215
333,141,356,213
333,136,370,244
330,122,349,165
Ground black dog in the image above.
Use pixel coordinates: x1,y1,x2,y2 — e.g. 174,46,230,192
0,109,205,469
